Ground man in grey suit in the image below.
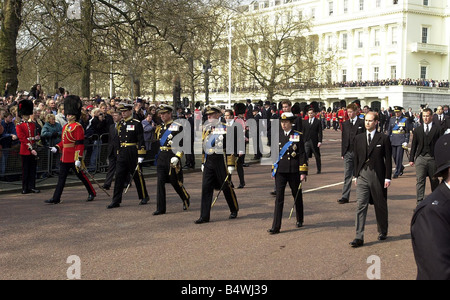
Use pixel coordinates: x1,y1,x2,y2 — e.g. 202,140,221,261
409,108,442,205
338,103,365,204
350,112,392,248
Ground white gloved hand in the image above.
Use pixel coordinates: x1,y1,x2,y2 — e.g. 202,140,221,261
445,129,450,135
75,160,81,168
201,164,204,172
402,142,408,148
227,166,235,175
170,157,179,166
50,147,57,154
138,157,144,164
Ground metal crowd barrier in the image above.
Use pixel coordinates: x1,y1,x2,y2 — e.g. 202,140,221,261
0,134,157,182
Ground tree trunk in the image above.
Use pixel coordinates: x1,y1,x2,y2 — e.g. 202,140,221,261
80,0,93,98
0,0,22,96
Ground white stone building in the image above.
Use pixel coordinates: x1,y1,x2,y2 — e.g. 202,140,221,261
206,0,450,111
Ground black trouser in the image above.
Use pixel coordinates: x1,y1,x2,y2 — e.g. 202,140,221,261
156,153,190,212
21,155,37,191
52,162,96,202
112,147,148,204
200,155,238,221
272,172,303,230
305,140,321,173
236,155,245,186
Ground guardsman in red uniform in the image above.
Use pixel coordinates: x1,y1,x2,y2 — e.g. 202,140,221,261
45,95,96,204
16,99,40,194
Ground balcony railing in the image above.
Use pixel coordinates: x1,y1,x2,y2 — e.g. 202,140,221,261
411,42,448,55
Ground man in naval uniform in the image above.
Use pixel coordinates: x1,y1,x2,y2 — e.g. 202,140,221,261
107,103,149,209
195,106,239,224
387,106,411,178
153,104,190,215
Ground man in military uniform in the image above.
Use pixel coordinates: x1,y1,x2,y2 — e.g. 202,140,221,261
195,106,239,224
107,103,149,209
387,106,411,178
16,99,40,194
411,134,450,279
268,112,308,234
153,105,190,215
46,95,96,204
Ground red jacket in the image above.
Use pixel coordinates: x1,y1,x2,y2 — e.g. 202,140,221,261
16,121,37,156
56,121,85,163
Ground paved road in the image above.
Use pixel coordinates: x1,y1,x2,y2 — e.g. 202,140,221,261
0,129,419,280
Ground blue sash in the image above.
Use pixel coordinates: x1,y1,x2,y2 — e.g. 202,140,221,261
272,134,298,177
160,127,173,147
392,117,406,131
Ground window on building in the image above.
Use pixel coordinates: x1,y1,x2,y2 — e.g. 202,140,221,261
343,0,348,13
423,0,429,6
357,68,363,81
376,0,381,8
420,66,427,79
357,31,363,48
422,27,428,43
391,26,398,45
342,69,347,82
374,29,380,47
311,8,316,19
327,70,332,84
359,0,364,11
391,66,397,79
329,1,333,16
373,67,379,81
393,0,398,4
342,33,348,50
326,35,332,51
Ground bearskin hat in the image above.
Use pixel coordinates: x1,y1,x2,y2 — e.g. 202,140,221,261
234,102,246,115
18,99,34,116
64,95,83,120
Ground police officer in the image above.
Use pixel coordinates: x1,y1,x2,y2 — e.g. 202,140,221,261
46,95,96,204
195,106,239,224
387,106,411,178
411,134,450,279
268,112,308,234
153,105,190,215
107,103,149,209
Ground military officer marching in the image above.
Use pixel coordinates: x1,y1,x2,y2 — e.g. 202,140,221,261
387,106,412,178
107,103,149,209
153,104,190,215
268,112,308,234
46,95,96,204
195,105,239,224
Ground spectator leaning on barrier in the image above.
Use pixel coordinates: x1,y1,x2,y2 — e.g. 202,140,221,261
41,113,62,147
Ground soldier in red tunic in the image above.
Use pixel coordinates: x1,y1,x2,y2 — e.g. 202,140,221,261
45,95,96,204
16,99,40,194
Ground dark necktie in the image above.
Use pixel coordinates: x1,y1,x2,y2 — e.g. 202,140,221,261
368,133,372,145
425,124,429,135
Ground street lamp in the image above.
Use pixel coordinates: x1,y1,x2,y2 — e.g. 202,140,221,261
203,59,212,105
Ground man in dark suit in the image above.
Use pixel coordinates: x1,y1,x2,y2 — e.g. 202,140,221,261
302,106,322,174
350,112,392,247
338,103,365,204
409,108,442,205
103,111,123,190
411,134,450,280
268,112,308,234
433,105,448,132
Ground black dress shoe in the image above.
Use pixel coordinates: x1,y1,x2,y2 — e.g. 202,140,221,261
270,191,277,196
229,211,238,219
378,233,387,241
107,202,120,209
153,210,165,215
102,184,110,190
237,184,245,189
195,217,209,224
393,174,399,179
45,199,60,204
399,166,405,176
139,197,149,205
86,194,95,202
349,239,364,248
337,198,349,204
31,189,40,194
183,197,190,210
267,228,280,234
22,190,30,194
296,222,303,228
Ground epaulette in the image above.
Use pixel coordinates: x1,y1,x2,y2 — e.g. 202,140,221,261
293,130,302,135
